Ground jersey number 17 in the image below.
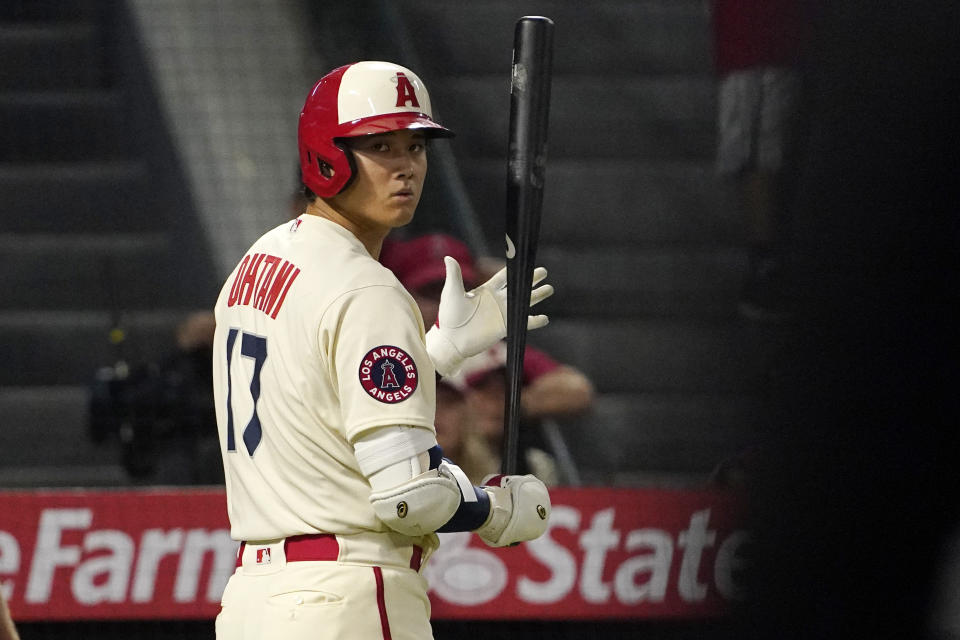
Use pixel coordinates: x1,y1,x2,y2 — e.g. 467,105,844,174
224,328,267,456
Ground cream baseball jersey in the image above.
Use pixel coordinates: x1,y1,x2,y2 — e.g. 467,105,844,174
212,214,438,542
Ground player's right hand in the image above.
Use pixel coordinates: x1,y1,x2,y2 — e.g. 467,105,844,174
425,256,553,376
474,474,551,548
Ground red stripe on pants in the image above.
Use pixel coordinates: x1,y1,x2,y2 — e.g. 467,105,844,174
374,566,392,640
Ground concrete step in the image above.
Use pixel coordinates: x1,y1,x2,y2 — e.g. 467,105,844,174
538,245,745,319
0,91,130,161
0,384,128,488
0,385,221,488
0,161,164,232
0,24,104,90
0,464,129,488
400,0,711,76
528,317,789,394
437,74,715,160
556,391,769,476
0,232,204,310
0,385,106,463
463,158,738,248
0,310,193,386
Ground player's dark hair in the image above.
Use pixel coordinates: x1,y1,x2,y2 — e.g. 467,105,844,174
301,183,317,203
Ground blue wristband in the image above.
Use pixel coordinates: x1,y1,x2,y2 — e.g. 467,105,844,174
438,486,491,532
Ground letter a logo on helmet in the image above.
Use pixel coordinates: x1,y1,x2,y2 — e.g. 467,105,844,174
394,72,420,108
298,61,453,198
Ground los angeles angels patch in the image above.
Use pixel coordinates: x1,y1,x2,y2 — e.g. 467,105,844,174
359,345,418,404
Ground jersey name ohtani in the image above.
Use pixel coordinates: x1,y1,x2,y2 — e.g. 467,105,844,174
227,252,301,319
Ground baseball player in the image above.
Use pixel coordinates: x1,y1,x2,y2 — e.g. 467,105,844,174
212,61,554,640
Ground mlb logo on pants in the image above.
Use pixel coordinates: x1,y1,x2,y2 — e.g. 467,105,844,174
256,548,271,564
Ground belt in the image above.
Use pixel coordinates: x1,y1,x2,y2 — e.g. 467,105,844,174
237,533,423,571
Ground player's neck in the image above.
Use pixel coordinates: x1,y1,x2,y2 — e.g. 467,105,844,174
305,201,386,259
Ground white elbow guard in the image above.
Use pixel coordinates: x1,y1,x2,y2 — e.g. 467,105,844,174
369,464,462,537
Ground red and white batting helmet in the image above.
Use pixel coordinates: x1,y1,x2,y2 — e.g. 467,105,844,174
298,61,454,198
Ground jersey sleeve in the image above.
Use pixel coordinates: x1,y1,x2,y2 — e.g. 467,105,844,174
322,284,437,442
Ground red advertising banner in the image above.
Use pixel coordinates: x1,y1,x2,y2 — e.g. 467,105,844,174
0,488,232,622
427,487,747,619
0,487,746,622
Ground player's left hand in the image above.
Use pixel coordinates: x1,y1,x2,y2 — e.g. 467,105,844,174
475,474,551,548
425,256,553,376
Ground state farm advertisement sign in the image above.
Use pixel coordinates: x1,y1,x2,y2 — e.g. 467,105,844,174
0,489,233,621
0,487,746,621
427,488,747,619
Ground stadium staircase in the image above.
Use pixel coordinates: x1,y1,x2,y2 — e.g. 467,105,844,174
395,0,790,486
0,0,216,486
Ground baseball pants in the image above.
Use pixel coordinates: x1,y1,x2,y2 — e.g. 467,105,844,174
216,535,434,640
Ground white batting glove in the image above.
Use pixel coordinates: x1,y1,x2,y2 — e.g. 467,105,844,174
425,256,553,376
475,474,551,548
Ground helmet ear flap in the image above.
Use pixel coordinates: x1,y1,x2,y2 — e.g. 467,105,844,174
301,142,357,198
335,140,359,194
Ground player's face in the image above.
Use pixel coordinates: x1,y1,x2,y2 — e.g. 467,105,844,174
330,130,427,233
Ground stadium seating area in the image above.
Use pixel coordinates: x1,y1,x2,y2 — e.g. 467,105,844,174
0,0,217,486
391,0,795,486
0,0,789,489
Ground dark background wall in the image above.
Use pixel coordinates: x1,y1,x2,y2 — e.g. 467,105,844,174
5,0,960,638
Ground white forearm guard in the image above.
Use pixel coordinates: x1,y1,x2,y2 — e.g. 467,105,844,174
475,474,551,548
369,464,462,537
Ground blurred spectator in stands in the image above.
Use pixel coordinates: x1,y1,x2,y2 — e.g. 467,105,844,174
711,0,813,320
381,232,594,484
433,375,498,484
448,342,562,485
88,311,221,485
0,591,18,640
379,232,472,334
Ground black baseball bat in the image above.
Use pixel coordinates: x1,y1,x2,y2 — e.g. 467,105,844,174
502,16,554,475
